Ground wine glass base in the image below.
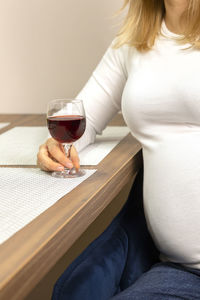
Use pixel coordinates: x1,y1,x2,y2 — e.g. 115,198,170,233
51,168,86,178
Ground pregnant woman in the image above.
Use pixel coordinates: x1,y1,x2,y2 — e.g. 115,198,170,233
37,0,200,298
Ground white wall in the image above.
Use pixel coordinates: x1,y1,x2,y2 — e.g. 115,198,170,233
0,0,124,113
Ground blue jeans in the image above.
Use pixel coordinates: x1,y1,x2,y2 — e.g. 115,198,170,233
111,262,200,299
52,168,200,299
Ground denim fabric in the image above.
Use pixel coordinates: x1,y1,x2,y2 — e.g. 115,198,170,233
52,168,159,300
111,262,200,299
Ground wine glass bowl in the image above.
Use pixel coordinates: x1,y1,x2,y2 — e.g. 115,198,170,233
47,99,86,178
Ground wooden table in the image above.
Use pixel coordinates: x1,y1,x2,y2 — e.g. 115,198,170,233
0,114,142,300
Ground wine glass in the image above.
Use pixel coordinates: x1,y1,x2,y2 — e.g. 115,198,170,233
47,99,86,178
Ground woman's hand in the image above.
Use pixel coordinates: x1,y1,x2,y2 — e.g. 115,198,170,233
37,138,80,172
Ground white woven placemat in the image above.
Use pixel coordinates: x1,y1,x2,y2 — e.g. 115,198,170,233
79,126,130,165
0,168,96,244
0,122,10,130
0,127,48,165
0,126,130,165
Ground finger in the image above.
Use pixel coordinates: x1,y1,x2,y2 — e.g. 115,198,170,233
37,144,65,171
47,140,73,169
37,159,50,171
70,145,80,170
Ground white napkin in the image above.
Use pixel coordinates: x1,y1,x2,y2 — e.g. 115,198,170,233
0,126,130,165
0,122,10,129
0,168,96,244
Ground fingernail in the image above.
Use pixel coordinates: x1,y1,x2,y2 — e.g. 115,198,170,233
66,162,73,168
56,166,64,171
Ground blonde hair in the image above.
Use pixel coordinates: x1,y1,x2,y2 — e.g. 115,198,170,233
114,0,200,52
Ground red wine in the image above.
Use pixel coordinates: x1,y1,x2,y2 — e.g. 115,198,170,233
47,115,86,143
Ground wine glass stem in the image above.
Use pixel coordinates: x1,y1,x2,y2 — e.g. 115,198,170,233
63,143,72,159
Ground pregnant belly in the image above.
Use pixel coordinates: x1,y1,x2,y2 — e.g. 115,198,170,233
143,133,200,267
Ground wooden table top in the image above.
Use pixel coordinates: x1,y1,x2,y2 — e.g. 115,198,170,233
0,113,142,300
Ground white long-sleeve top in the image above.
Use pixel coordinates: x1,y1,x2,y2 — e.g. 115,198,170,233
74,20,200,269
